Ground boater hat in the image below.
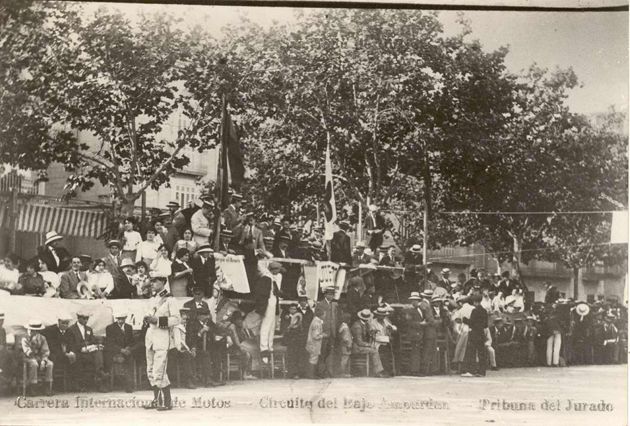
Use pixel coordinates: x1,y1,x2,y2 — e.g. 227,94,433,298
410,244,422,253
25,319,45,331
358,309,373,321
575,303,590,317
120,258,136,269
107,239,121,249
196,244,214,254
45,231,63,246
409,292,422,300
166,201,180,209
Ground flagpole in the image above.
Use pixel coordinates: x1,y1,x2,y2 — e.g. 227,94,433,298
213,95,227,251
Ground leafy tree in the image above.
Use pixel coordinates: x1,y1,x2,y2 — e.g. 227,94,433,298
1,3,219,217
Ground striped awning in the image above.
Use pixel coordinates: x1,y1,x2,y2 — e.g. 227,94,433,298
17,204,107,239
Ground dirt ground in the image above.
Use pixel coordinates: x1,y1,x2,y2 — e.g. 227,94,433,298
1,365,626,426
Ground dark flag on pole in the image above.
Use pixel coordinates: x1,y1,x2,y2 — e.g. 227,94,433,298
214,97,245,249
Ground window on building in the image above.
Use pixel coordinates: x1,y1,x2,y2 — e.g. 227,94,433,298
175,184,197,208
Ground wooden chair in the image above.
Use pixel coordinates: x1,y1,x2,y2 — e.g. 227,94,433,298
226,352,244,381
110,359,137,390
350,353,370,377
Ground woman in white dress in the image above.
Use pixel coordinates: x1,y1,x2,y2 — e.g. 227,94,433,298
88,259,115,299
0,253,21,294
150,244,172,280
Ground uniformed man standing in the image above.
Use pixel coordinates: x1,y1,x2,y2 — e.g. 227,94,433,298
143,272,180,411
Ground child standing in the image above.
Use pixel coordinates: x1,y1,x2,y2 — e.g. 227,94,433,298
339,313,353,378
283,304,303,379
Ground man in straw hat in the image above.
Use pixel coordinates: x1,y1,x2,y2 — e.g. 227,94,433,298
112,258,136,299
371,306,397,376
190,244,217,298
168,307,196,389
43,312,76,379
68,308,108,392
461,294,489,377
105,309,136,393
38,231,71,273
254,261,287,364
351,309,389,378
572,303,593,365
143,272,180,411
404,291,428,376
313,286,340,378
21,319,54,396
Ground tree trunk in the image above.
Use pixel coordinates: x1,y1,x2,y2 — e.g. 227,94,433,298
120,197,136,219
512,235,522,279
572,267,582,300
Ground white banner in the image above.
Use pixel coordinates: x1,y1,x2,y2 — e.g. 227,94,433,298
213,253,250,293
610,211,629,244
0,294,196,337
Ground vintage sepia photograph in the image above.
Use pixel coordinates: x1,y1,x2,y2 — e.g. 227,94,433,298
0,1,627,425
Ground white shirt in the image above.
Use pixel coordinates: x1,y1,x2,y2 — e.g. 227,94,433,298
136,239,161,262
40,271,61,289
151,257,172,277
123,231,143,251
77,323,86,340
0,266,19,284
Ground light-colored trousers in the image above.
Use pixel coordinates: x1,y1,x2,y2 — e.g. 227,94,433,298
546,333,562,366
260,295,277,353
25,359,53,384
486,346,496,367
352,346,384,374
146,347,170,388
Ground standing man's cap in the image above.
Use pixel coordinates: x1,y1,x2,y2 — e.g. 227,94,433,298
196,244,214,254
355,241,366,248
410,244,422,253
45,231,63,245
166,201,180,209
441,268,451,274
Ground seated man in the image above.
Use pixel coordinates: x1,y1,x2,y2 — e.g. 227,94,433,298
370,306,397,376
21,319,53,396
350,309,388,378
186,308,224,387
68,309,109,392
184,286,210,322
168,307,196,389
59,257,89,299
104,310,136,393
43,312,76,388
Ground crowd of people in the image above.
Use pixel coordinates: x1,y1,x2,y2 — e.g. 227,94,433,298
0,192,626,408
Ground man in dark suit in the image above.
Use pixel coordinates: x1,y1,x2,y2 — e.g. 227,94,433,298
190,244,217,297
296,296,314,378
544,281,561,305
186,308,223,387
68,310,108,391
345,276,364,324
42,313,76,379
184,286,210,322
331,221,352,264
222,192,243,231
364,205,386,252
37,231,72,273
404,292,428,376
313,287,340,378
272,216,294,253
111,258,136,299
102,240,122,278
272,235,293,259
462,294,489,377
104,310,136,392
239,215,266,252
59,257,88,299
